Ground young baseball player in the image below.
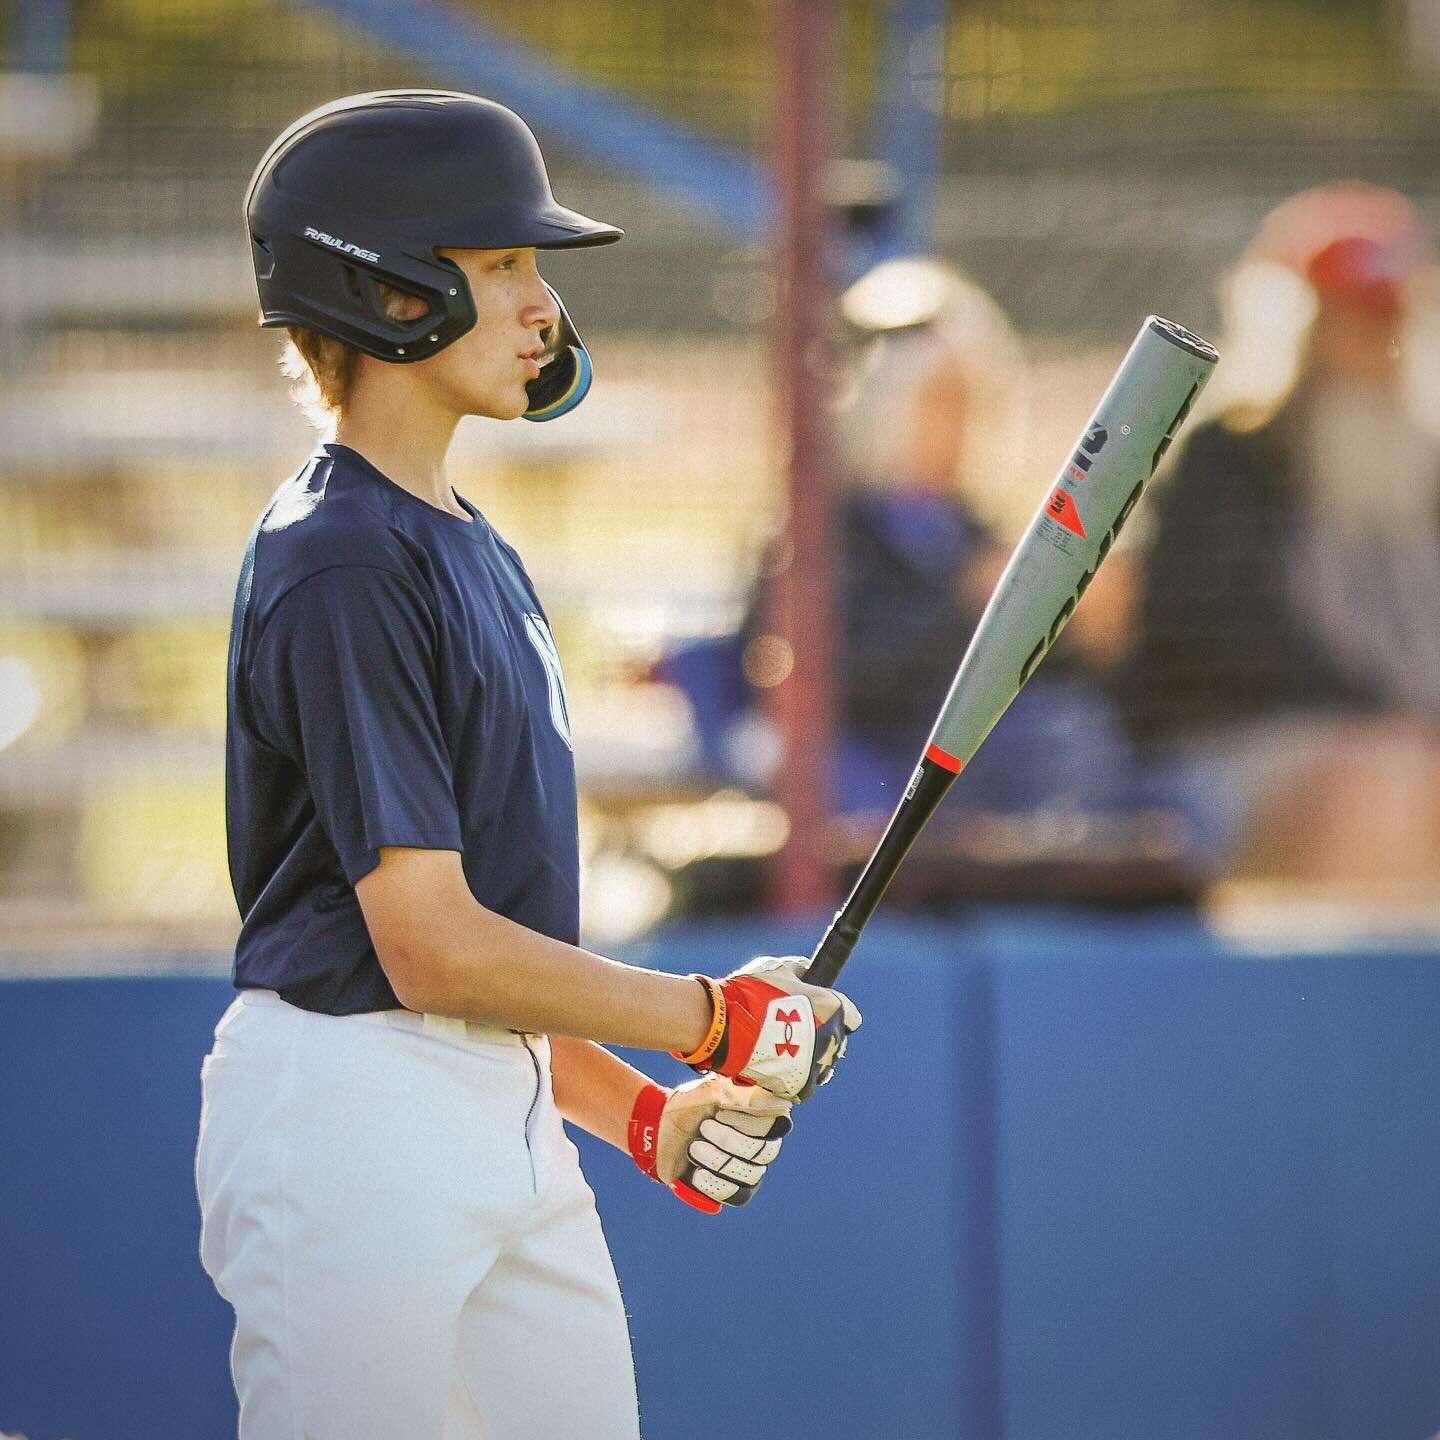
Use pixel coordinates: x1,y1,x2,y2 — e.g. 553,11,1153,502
195,90,861,1440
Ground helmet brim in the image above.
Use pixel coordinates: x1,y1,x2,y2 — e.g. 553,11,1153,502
437,201,623,253
530,204,624,250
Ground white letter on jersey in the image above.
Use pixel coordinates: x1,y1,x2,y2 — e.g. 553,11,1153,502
523,613,573,750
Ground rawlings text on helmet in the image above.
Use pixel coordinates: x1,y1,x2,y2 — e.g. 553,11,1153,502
302,226,380,264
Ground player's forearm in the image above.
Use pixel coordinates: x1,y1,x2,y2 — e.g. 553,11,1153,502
396,907,709,1051
358,851,711,1052
548,1035,650,1151
436,907,709,1050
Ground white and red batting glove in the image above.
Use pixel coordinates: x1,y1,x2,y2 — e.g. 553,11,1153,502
673,955,862,1102
628,1074,793,1215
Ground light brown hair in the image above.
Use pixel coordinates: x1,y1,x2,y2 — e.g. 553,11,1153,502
280,282,422,428
280,326,358,427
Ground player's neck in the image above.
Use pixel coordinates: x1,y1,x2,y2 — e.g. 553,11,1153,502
334,393,467,520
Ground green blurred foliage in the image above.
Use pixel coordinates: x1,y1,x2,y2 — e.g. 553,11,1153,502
949,0,1399,118
56,0,1405,140
68,0,408,121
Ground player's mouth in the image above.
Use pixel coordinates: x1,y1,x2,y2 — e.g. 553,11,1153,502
520,348,543,378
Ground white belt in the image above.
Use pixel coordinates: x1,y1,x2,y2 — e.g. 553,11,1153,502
389,1009,537,1047
236,989,535,1047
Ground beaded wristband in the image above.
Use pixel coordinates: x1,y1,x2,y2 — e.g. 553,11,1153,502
671,973,726,1067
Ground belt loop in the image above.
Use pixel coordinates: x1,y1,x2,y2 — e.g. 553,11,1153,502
422,1013,469,1041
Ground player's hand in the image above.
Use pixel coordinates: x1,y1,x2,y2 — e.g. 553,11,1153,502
628,1075,792,1214
674,956,862,1102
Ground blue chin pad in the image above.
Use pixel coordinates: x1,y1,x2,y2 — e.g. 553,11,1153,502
523,342,592,422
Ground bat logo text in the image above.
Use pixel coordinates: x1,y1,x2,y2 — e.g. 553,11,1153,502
1019,382,1200,686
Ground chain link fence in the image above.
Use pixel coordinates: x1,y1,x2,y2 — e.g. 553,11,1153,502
3,0,1437,959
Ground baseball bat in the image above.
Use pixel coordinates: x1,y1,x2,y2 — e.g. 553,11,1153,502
803,315,1219,988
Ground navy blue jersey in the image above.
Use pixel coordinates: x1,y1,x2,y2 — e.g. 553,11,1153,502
225,443,579,1015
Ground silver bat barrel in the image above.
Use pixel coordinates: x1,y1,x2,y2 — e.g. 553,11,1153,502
806,316,1218,987
926,315,1219,771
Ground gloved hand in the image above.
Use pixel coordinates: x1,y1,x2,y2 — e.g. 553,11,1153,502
673,956,862,1102
628,1074,793,1214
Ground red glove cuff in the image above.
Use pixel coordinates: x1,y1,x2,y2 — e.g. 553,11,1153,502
627,1082,669,1181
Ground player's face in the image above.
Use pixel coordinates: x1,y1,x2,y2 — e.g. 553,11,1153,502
428,247,560,420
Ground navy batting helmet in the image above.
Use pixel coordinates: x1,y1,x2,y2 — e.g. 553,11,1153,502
245,90,623,421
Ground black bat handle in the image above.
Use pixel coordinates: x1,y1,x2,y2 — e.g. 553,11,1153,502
804,755,959,987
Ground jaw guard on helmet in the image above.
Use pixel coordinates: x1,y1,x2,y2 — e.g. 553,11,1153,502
245,89,622,422
524,285,593,422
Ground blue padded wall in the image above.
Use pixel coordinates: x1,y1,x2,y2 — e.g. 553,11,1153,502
3,916,1438,1440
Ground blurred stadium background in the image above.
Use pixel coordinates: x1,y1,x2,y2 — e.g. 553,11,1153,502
3,2,1440,1438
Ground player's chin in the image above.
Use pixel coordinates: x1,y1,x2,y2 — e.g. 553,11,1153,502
471,385,531,422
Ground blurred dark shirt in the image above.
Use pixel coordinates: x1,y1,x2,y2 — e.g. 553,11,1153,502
1121,417,1382,747
839,488,991,754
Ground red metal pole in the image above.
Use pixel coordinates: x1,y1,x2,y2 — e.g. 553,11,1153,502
766,0,837,913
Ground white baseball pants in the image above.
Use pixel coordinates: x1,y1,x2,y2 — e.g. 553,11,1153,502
196,990,641,1439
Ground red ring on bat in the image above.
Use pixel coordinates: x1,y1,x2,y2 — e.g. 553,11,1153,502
924,743,962,773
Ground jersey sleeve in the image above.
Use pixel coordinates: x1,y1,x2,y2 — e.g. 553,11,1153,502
247,563,464,883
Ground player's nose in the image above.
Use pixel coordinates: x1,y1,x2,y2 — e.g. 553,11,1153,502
524,276,561,337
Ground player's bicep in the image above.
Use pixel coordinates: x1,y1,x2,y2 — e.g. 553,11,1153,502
355,845,473,1009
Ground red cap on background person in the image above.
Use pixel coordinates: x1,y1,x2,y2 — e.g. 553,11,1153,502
1215,182,1436,425
1246,181,1431,315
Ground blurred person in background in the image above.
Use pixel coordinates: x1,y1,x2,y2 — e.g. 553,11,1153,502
823,256,1140,817
1122,182,1440,897
673,257,1159,903
823,255,1026,806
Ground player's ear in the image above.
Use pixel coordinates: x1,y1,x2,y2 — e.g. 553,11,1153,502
379,283,429,324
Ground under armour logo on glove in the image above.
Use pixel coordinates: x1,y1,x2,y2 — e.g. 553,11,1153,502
677,955,862,1101
774,1009,802,1057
